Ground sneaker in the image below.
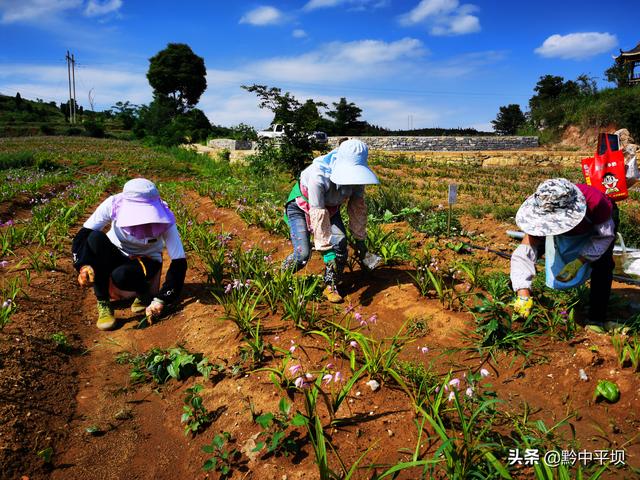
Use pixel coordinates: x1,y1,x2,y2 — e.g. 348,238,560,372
323,285,343,304
96,300,116,331
131,297,148,314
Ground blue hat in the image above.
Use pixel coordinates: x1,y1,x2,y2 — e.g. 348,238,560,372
329,139,379,185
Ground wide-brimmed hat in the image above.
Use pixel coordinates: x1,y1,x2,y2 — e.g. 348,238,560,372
515,178,587,236
329,139,379,185
115,178,175,228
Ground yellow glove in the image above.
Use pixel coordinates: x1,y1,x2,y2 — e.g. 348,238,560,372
513,295,533,318
556,258,585,282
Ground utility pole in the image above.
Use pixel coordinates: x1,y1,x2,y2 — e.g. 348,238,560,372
66,50,73,123
71,53,77,123
65,51,78,123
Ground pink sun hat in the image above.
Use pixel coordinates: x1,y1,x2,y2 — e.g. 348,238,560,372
113,178,175,228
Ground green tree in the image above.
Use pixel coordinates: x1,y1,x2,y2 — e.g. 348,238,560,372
576,74,598,96
605,58,632,88
327,97,363,135
147,43,207,112
491,104,526,134
242,84,326,174
111,101,139,130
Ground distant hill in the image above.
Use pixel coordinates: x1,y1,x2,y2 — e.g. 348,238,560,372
0,93,67,136
0,92,133,139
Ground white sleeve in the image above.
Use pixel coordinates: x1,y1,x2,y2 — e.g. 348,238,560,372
510,244,538,291
163,224,186,260
625,145,639,187
83,196,113,230
580,218,615,262
305,174,326,209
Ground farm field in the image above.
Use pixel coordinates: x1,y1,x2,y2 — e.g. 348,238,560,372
1,136,640,479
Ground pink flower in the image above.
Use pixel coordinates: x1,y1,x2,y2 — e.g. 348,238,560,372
224,284,232,294
322,374,333,385
465,387,474,398
418,346,429,354
334,371,343,383
354,312,363,323
325,363,335,369
344,303,354,314
288,364,302,376
368,314,378,324
447,391,455,402
448,378,460,389
289,341,297,353
480,368,490,378
349,340,358,349
0,261,8,268
294,377,306,388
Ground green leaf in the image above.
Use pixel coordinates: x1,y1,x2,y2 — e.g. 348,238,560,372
255,413,274,428
202,458,216,471
252,441,265,452
593,380,620,403
291,413,307,426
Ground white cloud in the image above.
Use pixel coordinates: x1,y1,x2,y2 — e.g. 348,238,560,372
239,6,283,26
358,98,441,129
252,38,426,83
534,32,618,60
292,29,307,38
303,0,388,11
0,63,150,108
0,0,81,23
399,0,480,36
84,0,122,17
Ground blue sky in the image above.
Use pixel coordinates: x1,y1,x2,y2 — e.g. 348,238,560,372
1,0,638,131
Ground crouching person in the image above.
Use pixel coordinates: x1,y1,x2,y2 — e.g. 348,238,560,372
511,178,617,332
72,178,187,330
282,139,380,303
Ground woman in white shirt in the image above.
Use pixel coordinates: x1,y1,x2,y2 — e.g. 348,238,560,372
72,178,187,330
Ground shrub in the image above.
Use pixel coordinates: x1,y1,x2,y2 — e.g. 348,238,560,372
39,124,55,135
84,120,105,138
0,151,35,170
66,127,83,136
418,210,461,237
35,157,60,171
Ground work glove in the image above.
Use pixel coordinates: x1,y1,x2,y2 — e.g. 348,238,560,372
513,295,533,318
145,298,164,323
556,258,585,282
354,239,383,270
77,265,95,287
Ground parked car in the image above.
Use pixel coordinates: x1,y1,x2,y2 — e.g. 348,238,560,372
308,131,328,145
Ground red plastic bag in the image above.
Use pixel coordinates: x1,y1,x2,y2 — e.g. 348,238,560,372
581,133,628,201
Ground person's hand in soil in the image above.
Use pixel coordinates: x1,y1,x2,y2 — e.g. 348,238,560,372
145,298,164,322
77,265,95,287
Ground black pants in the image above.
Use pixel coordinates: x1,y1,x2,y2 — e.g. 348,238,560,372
85,231,162,301
588,204,619,321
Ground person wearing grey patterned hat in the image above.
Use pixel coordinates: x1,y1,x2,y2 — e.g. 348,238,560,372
510,178,618,332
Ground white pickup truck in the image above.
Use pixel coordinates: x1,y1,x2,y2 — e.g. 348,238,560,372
257,124,287,139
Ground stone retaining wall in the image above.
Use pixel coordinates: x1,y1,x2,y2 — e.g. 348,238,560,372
328,135,539,151
207,138,253,150
378,150,588,168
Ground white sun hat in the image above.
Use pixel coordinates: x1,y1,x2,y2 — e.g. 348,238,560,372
329,139,379,185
